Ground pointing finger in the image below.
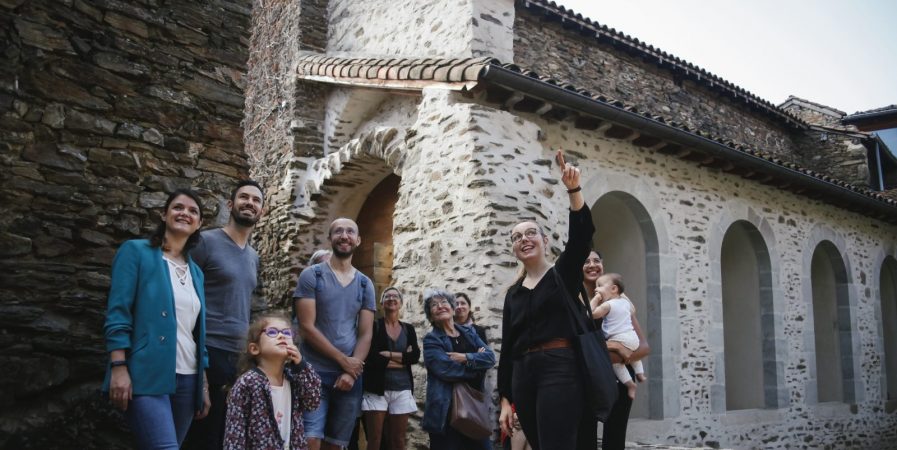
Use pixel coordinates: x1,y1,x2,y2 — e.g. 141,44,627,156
555,149,566,170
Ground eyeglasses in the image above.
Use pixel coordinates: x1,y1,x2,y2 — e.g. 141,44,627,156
331,227,358,237
429,299,452,310
510,228,541,244
261,327,293,339
383,294,401,300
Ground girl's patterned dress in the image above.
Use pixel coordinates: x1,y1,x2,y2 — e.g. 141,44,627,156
225,361,322,450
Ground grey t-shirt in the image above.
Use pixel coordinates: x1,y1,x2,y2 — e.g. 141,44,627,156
293,263,376,373
190,228,259,353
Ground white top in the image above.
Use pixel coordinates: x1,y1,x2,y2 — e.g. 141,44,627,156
601,297,635,338
165,257,200,374
270,382,292,447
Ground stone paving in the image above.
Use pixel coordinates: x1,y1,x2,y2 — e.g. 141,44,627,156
619,442,730,450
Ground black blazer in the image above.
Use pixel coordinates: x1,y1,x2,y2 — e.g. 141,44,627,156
363,318,421,395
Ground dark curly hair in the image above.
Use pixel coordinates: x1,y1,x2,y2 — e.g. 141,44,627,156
149,188,204,252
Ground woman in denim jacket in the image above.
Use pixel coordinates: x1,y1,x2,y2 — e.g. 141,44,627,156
422,289,496,450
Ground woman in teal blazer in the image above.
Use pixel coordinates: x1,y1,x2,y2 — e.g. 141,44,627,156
103,188,210,449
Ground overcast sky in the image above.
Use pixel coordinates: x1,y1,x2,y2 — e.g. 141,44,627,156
553,0,897,114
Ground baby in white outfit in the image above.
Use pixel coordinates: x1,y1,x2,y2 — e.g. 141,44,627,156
590,273,645,399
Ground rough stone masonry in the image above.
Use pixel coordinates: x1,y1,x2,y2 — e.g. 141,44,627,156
2,1,897,449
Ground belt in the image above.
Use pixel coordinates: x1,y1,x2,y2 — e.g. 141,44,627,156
524,338,572,354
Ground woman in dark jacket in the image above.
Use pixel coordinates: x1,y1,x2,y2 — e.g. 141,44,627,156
422,289,495,450
454,292,488,343
497,151,597,450
362,287,420,450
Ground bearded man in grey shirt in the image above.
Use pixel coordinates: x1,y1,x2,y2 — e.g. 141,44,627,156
184,180,265,450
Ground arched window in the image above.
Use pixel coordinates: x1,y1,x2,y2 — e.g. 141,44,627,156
592,192,662,419
720,221,775,410
881,256,897,401
811,241,854,403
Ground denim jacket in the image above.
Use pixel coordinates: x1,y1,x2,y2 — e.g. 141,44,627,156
422,323,495,434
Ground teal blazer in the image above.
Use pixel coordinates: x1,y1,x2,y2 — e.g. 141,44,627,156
102,239,208,411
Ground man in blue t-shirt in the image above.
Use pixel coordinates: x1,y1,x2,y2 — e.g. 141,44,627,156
294,217,376,450
184,180,265,450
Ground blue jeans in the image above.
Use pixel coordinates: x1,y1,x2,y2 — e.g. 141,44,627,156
302,370,363,447
127,373,196,450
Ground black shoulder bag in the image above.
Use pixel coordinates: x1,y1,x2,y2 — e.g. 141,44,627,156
553,267,619,422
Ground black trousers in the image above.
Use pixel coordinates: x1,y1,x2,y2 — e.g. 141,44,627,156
183,346,239,450
512,348,585,450
600,378,633,450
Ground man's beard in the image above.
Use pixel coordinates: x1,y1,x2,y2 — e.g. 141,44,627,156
331,241,355,258
231,207,259,227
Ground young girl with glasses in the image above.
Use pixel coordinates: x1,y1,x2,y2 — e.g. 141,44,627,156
224,314,322,450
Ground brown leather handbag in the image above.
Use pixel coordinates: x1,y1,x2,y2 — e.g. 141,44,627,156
450,382,492,440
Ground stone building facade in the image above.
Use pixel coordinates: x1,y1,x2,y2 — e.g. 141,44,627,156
0,0,252,447
3,0,897,449
245,1,897,449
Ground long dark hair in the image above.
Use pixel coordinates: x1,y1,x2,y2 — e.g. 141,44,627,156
454,292,475,323
149,188,204,252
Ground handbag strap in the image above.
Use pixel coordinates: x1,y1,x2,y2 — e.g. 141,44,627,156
551,267,595,335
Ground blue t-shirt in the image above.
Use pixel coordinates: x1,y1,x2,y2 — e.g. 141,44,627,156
293,263,376,373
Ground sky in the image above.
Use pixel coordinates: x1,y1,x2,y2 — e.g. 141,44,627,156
553,0,897,114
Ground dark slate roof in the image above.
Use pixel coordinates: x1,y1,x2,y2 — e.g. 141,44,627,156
843,104,897,124
294,53,897,221
849,104,897,116
516,0,808,129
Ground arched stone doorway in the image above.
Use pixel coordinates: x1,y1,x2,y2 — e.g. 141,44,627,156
292,127,404,301
880,256,897,402
720,220,775,410
811,240,854,403
355,174,400,305
591,191,662,419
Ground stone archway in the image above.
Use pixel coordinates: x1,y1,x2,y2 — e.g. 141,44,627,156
591,190,663,419
297,126,404,260
800,224,860,405
720,220,775,410
811,240,854,403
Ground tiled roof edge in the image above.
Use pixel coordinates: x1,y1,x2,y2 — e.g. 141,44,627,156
482,63,897,213
517,0,809,129
843,104,897,123
296,52,498,83
292,52,897,216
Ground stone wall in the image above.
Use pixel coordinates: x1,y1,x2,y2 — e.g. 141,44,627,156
780,97,871,187
327,0,514,61
532,117,897,448
513,10,846,174
0,0,251,447
292,82,897,448
244,0,332,308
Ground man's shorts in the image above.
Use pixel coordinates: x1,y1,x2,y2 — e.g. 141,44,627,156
302,370,363,447
361,389,418,415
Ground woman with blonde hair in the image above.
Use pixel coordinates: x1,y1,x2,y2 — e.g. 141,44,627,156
497,151,597,450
